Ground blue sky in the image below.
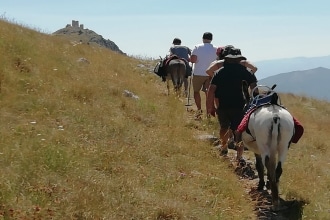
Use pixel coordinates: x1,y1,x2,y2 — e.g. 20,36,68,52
2,0,330,61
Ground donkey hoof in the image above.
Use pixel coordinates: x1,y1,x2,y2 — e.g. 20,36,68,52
271,204,288,212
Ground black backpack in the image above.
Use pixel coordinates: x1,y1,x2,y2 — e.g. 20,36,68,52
153,57,166,81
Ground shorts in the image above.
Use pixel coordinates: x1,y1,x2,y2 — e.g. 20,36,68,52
192,75,210,93
216,108,244,131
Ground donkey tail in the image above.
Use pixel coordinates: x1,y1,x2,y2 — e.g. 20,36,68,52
267,114,280,180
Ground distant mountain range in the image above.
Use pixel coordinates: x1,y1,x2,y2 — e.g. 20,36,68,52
258,67,330,102
254,55,330,79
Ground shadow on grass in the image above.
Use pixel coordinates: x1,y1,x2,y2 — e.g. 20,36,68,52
249,187,306,220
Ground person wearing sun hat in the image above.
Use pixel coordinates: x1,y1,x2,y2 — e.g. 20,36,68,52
206,45,258,77
206,47,258,157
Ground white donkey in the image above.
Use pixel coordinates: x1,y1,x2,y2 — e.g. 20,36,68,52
238,82,295,211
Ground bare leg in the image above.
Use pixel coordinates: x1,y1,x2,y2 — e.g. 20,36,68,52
203,90,208,113
219,128,230,155
235,131,244,160
194,91,201,110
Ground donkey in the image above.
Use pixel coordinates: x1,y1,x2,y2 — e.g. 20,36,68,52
238,81,295,211
164,56,186,96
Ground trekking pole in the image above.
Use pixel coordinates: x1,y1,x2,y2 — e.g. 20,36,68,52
185,63,193,109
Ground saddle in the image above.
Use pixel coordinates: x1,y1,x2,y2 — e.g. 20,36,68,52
154,55,180,81
164,54,185,66
244,85,280,113
237,85,304,144
164,55,191,78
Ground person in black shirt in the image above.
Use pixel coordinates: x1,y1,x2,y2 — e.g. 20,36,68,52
206,48,258,156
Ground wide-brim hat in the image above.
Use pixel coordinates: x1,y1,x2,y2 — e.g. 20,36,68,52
224,48,246,60
225,54,247,60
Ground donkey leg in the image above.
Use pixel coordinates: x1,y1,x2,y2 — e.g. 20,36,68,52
265,155,281,211
172,79,180,97
166,80,170,96
183,77,188,96
255,154,265,190
275,161,283,203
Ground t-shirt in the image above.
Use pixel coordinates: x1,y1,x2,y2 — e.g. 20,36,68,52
211,63,257,108
191,43,217,76
170,45,191,61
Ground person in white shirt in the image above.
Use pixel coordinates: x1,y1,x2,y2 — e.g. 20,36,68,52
190,32,217,118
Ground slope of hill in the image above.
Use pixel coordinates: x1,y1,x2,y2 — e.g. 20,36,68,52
258,67,330,102
255,55,330,79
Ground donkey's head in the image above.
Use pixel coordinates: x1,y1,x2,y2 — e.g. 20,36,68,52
241,82,281,112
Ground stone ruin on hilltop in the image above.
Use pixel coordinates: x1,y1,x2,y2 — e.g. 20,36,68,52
66,20,84,29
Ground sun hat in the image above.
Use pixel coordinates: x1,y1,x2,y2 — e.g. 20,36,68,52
216,45,235,60
225,48,246,60
172,38,181,44
202,32,213,40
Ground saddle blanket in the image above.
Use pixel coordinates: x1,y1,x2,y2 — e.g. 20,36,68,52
164,55,186,66
237,107,304,144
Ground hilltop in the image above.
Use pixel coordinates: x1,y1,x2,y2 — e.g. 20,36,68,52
52,20,125,55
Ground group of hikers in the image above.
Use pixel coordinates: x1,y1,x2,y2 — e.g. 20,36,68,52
166,32,259,156
158,33,304,210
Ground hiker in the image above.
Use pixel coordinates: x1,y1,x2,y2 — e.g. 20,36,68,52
169,38,192,95
206,45,258,109
206,48,258,156
190,32,217,118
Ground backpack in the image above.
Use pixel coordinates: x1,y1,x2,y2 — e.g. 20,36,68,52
153,57,166,81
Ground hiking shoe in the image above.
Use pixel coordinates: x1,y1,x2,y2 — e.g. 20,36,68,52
220,147,228,156
228,139,236,150
194,109,203,117
213,139,220,146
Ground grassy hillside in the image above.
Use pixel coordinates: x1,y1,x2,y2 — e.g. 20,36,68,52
0,19,329,219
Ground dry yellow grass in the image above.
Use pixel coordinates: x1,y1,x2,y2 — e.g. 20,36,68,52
0,18,329,219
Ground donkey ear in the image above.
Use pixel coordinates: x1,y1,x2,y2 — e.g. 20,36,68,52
241,80,249,92
241,80,250,102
